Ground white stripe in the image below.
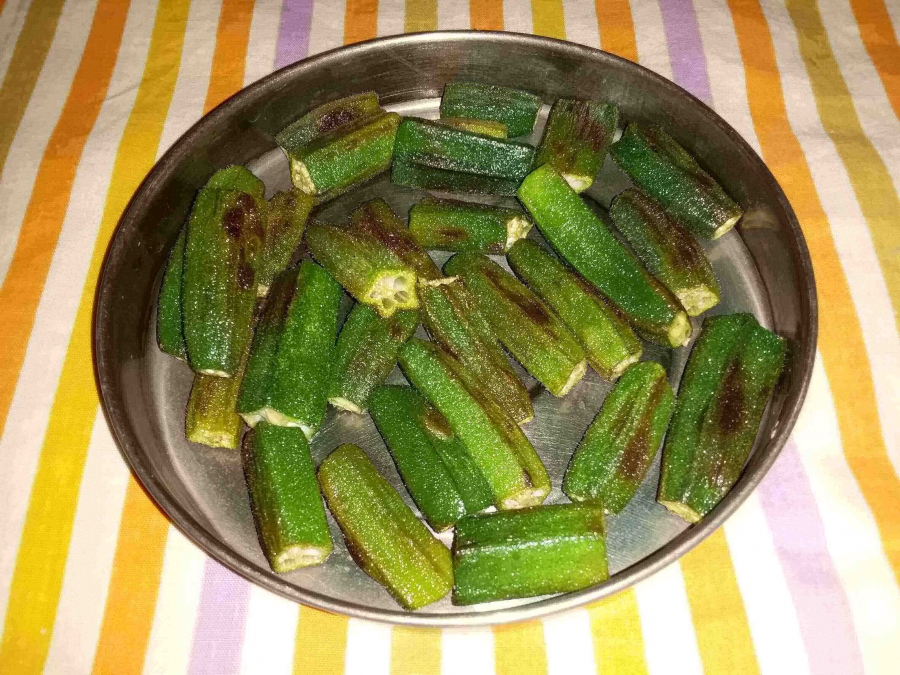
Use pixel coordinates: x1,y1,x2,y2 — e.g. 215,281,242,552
631,0,672,80
42,411,131,675
503,0,533,34
0,0,31,85
562,0,600,48
792,358,900,672
723,493,811,675
239,585,299,675
543,610,597,675
886,3,900,44
142,528,206,675
0,0,157,632
377,0,404,38
0,0,100,284
244,0,283,85
438,0,470,30
441,627,495,675
345,619,391,675
307,0,346,57
760,0,900,479
633,562,703,675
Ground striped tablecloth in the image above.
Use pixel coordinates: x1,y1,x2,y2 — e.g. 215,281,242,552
1,0,898,672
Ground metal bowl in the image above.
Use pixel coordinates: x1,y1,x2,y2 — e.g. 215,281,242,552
94,31,816,626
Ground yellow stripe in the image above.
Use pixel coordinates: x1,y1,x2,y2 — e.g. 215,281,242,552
595,0,638,62
494,620,548,675
292,606,348,675
728,0,900,590
531,0,565,40
0,0,67,172
680,532,760,674
587,589,648,674
0,1,190,672
405,0,437,33
849,0,900,122
391,626,442,675
345,0,379,45
470,0,504,30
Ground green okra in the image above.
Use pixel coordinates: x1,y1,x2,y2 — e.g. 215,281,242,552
157,228,187,360
443,253,587,397
659,314,785,522
205,165,266,204
370,385,493,531
318,443,454,610
610,188,720,316
418,279,534,424
185,365,245,449
257,188,315,296
436,117,509,138
391,160,521,196
506,239,642,381
408,197,532,254
183,188,263,376
305,221,418,317
275,92,381,153
349,198,444,282
280,110,400,201
517,165,691,348
243,423,332,572
440,82,541,137
610,124,743,240
452,503,608,605
393,118,536,184
328,304,419,413
398,338,550,509
564,361,674,513
535,99,619,193
237,261,342,439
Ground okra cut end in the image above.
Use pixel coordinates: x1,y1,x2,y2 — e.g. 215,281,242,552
328,396,366,414
498,485,551,510
668,311,692,348
658,499,702,523
366,270,418,317
610,352,642,381
557,359,588,397
272,544,332,573
187,426,240,450
712,213,741,240
239,407,317,441
679,286,721,317
289,158,316,195
562,173,595,194
505,214,533,251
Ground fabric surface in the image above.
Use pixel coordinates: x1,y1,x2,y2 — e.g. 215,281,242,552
0,0,898,672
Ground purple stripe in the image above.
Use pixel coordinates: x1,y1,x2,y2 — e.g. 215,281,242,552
757,442,865,674
275,0,314,69
187,559,252,675
656,0,713,104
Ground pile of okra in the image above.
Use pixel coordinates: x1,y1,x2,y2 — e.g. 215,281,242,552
157,83,786,610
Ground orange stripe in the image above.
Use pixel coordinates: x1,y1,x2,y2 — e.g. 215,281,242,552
292,607,348,675
595,0,638,62
729,0,900,587
0,0,67,172
849,0,900,122
680,532,760,674
470,0,503,30
587,589,648,674
344,0,378,45
494,620,548,675
205,0,256,112
405,0,438,33
391,626,442,675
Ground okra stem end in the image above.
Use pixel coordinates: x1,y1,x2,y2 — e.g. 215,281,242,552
668,312,692,348
658,499,702,523
505,216,533,251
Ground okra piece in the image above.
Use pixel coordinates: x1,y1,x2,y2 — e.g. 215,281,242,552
370,385,494,531
157,229,187,360
507,239,642,381
659,314,785,522
440,82,541,137
517,165,691,347
564,362,674,513
610,124,743,239
328,304,419,413
349,198,443,282
185,367,244,449
393,118,536,184
275,92,381,152
305,221,418,317
237,261,342,438
452,503,608,605
391,160,521,196
436,117,509,138
205,165,266,205
408,197,532,254
398,338,550,509
318,444,453,610
418,279,534,424
444,253,587,397
280,110,400,200
257,189,315,295
183,188,263,376
535,99,619,192
610,188,720,316
243,423,332,572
